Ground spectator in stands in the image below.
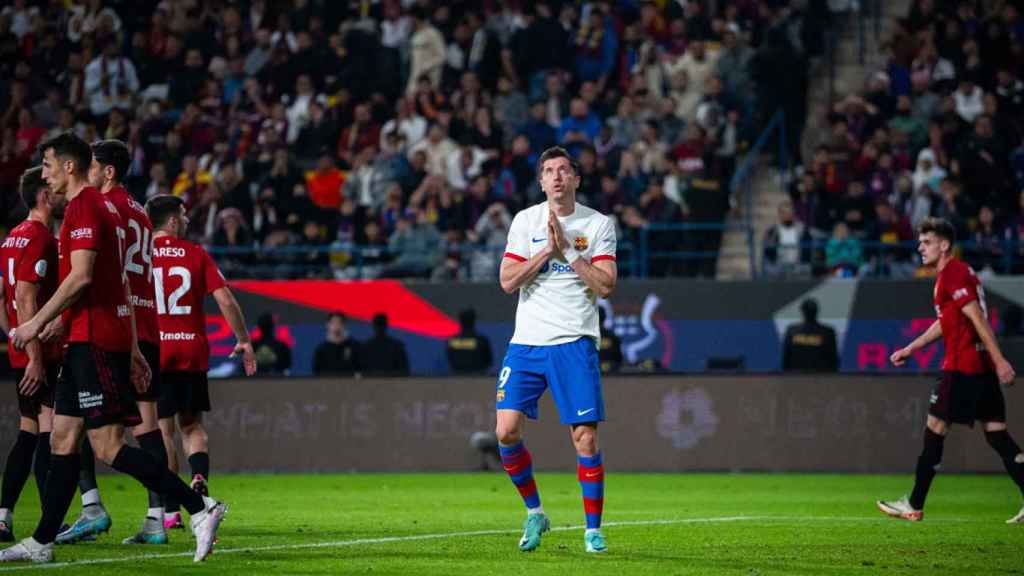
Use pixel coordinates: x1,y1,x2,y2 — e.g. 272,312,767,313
958,115,1009,209
867,201,915,278
337,103,380,167
84,39,139,122
826,221,862,277
406,8,446,96
253,313,292,375
294,102,336,166
446,309,492,375
839,180,875,236
558,98,600,157
717,23,753,109
494,76,528,144
912,149,946,195
361,313,410,377
781,299,839,373
467,202,511,281
297,221,329,279
623,179,683,277
790,172,826,235
446,138,491,192
0,0,835,281
408,123,457,177
573,3,617,86
381,97,427,151
968,204,1006,274
304,153,345,211
212,207,253,278
381,210,443,279
763,199,811,278
313,312,362,377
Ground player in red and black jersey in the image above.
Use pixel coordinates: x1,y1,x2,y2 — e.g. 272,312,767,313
0,133,225,565
145,194,256,528
879,217,1023,523
55,140,175,546
0,167,63,542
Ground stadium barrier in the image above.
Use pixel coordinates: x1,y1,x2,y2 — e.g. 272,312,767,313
759,238,1024,279
214,276,1024,376
9,375,1011,474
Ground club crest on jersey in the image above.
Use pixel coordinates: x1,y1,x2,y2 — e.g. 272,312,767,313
496,389,505,402
574,235,588,251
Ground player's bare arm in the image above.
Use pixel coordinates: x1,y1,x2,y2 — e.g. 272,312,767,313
547,211,616,299
213,286,257,376
961,301,1016,385
890,320,942,366
500,243,555,294
0,290,7,334
124,280,152,394
38,316,63,343
11,248,96,349
14,279,45,396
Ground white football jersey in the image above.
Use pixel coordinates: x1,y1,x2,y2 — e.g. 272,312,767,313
503,202,617,346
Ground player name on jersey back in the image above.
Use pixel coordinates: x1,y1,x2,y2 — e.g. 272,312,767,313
152,235,227,372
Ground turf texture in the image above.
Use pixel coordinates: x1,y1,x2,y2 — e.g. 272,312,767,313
0,473,1021,574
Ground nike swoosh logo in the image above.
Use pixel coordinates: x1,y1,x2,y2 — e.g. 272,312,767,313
532,237,546,243
576,408,595,416
585,472,601,478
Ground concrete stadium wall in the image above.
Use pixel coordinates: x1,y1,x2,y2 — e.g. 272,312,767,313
109,375,1023,473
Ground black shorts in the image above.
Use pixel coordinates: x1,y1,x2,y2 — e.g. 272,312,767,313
161,371,210,416
54,343,141,430
12,366,58,418
133,341,174,419
929,371,1006,427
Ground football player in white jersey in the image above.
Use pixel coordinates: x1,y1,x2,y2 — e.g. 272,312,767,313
494,146,617,554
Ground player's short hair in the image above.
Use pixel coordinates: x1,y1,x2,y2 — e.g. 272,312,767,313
537,146,579,176
91,139,132,182
146,194,185,230
19,166,46,211
327,312,346,324
38,131,92,174
918,217,956,246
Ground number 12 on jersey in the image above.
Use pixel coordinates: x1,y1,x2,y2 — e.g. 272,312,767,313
153,266,192,315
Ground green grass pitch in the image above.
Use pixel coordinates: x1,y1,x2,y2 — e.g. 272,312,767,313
1,473,1022,575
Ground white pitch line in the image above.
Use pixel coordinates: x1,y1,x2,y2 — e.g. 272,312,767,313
0,515,902,572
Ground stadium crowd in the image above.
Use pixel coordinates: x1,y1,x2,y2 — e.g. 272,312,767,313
0,0,826,280
764,0,1024,278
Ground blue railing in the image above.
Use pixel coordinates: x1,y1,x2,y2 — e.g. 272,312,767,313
760,238,1024,277
729,109,789,274
205,236,1024,280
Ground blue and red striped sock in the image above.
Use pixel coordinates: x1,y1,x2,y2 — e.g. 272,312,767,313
577,452,604,529
499,442,541,511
